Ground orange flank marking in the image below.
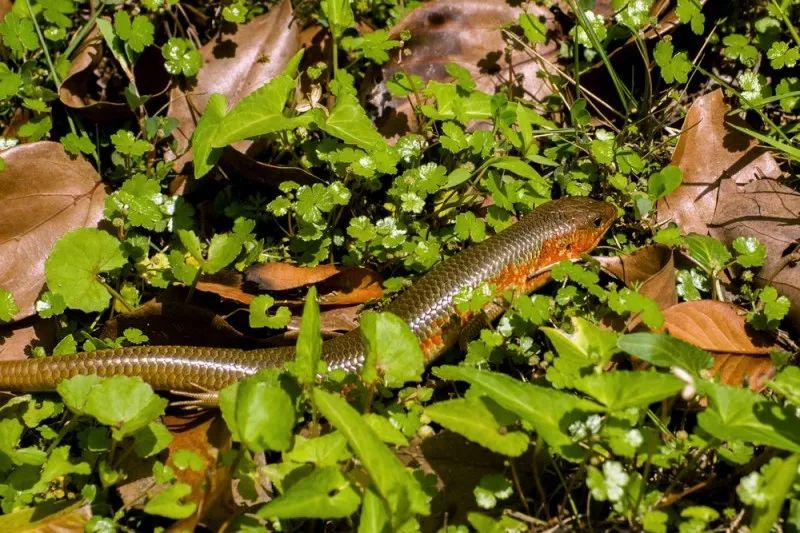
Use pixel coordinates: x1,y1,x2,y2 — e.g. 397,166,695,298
420,333,445,357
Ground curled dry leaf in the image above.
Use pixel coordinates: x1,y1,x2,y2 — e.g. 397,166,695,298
0,142,106,321
656,89,781,235
662,300,777,391
373,0,559,135
245,262,341,291
283,305,361,339
598,244,677,310
101,299,253,349
0,500,92,531
196,271,252,305
59,29,169,123
317,267,384,305
168,0,301,173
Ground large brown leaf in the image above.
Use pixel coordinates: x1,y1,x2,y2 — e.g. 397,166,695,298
168,0,301,173
709,178,800,331
598,244,677,310
655,89,781,235
373,0,560,136
0,318,58,362
661,300,778,391
0,142,105,320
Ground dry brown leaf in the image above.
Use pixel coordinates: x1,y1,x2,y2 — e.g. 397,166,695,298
373,0,559,136
59,29,169,123
0,318,58,362
598,244,677,310
196,271,252,305
284,305,361,339
656,89,781,234
245,262,342,291
0,142,106,320
164,415,235,531
661,300,774,354
709,178,800,331
661,300,777,391
168,0,301,173
317,267,384,305
0,500,92,531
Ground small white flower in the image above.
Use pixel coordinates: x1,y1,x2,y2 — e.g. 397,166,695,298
586,414,603,435
738,71,762,102
569,420,589,440
625,429,644,448
603,461,630,502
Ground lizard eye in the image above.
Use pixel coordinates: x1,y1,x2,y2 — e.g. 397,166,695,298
592,216,604,227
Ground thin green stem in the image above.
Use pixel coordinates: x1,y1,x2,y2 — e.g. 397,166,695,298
771,0,800,48
99,278,135,314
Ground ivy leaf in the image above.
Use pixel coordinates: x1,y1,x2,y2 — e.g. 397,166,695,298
0,13,38,59
360,311,425,388
143,483,197,519
161,37,202,77
212,50,306,147
80,376,168,440
113,11,154,53
648,165,682,199
722,34,758,67
341,29,400,63
257,466,360,519
424,397,529,457
653,40,692,83
607,288,664,329
748,286,790,330
0,289,19,322
454,212,486,243
320,91,393,154
44,228,127,313
249,295,291,329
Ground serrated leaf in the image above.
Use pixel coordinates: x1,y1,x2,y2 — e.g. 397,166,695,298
424,397,529,456
249,294,291,329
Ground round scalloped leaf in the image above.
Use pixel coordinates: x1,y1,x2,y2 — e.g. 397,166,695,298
44,228,126,313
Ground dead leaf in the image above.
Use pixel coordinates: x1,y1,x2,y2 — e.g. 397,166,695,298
283,305,361,339
709,178,800,331
0,142,106,320
101,299,254,349
245,262,342,291
662,300,778,391
0,499,92,531
598,244,677,310
317,267,384,305
373,0,560,136
0,318,58,362
59,29,169,123
656,89,781,234
196,271,252,305
164,415,235,531
168,0,301,173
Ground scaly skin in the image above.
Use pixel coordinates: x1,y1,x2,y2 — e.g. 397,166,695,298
0,197,616,392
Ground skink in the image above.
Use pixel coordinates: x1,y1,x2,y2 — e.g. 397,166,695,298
0,197,616,392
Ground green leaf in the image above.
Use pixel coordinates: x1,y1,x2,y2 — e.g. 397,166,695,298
747,454,800,533
143,483,196,519
648,165,682,199
474,474,513,510
204,233,242,274
0,288,18,322
573,371,684,411
61,132,95,156
249,295,291,329
0,13,38,59
768,366,800,406
232,375,295,453
37,446,90,488
114,11,154,53
321,0,355,39
56,375,103,415
111,129,152,157
653,40,692,83
212,50,306,147
18,115,52,141
340,29,400,63
359,487,391,533
161,37,201,77
360,311,425,388
684,234,731,273
191,93,226,178
676,0,705,34
320,92,391,153
44,228,127,313
722,34,758,67
732,236,766,268
132,422,173,458
542,317,619,389
698,381,800,453
312,389,430,525
290,286,321,384
258,466,360,519
424,397,529,457
617,333,713,376
433,366,603,461
81,376,168,439
284,432,350,466
748,286,791,330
